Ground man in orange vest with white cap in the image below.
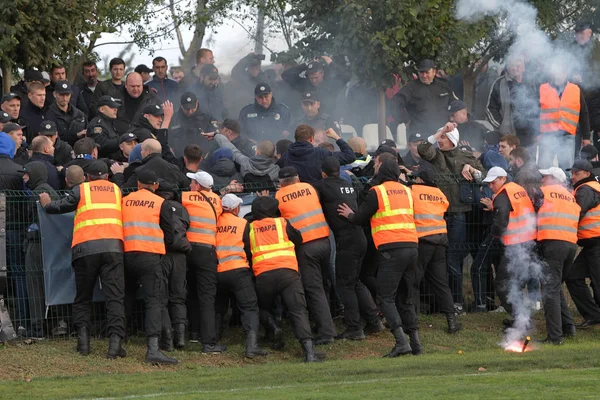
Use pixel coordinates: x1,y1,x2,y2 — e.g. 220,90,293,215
215,193,267,359
122,168,178,364
537,166,580,344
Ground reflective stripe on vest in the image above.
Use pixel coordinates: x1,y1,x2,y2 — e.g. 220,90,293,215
576,181,600,239
249,217,298,276
411,185,449,238
215,212,249,272
370,181,417,249
276,182,330,243
181,191,222,245
72,181,123,247
539,82,581,135
496,182,537,245
122,189,165,254
537,185,580,243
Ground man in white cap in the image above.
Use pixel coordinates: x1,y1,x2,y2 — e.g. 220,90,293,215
215,194,267,359
536,167,580,344
481,166,537,330
180,170,227,353
418,122,485,313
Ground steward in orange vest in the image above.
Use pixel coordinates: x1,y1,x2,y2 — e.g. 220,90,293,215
537,167,580,343
121,169,178,365
215,194,267,359
180,171,227,354
338,159,420,357
483,166,537,322
566,160,600,327
40,161,126,360
275,167,337,344
410,171,462,334
243,196,324,362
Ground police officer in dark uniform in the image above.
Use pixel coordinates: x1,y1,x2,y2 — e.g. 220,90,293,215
295,92,337,133
87,95,121,159
403,133,434,173
169,92,214,157
238,83,291,143
314,157,383,339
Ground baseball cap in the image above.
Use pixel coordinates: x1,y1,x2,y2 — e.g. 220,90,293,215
374,145,396,157
482,166,508,183
0,112,11,123
321,157,340,175
408,133,424,143
575,20,592,32
418,59,436,72
41,72,50,84
279,166,298,179
54,80,72,94
39,121,57,136
87,161,109,176
255,83,272,96
1,92,20,103
119,133,138,144
186,171,214,188
200,64,219,77
580,144,598,160
143,104,164,117
3,122,24,134
569,159,593,173
24,69,44,82
302,92,319,102
222,194,243,210
539,167,567,183
98,95,121,108
448,100,467,114
180,92,198,109
306,61,324,73
381,139,397,148
137,168,159,185
134,64,153,74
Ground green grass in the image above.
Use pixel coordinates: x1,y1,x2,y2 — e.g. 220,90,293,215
2,313,600,399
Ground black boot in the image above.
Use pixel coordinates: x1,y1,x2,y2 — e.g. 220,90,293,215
301,339,324,363
364,320,386,335
383,327,412,357
245,330,268,359
160,328,174,352
106,334,126,359
267,315,284,350
76,327,90,356
173,324,186,350
146,336,179,364
408,330,422,355
446,313,463,334
202,343,227,353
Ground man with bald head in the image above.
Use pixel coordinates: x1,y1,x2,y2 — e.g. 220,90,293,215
29,135,62,189
347,137,374,178
115,72,158,133
111,138,189,189
65,165,85,188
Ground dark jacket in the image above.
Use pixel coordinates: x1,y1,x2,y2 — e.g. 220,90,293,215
45,102,88,146
29,152,61,190
418,139,485,213
87,111,120,159
115,88,157,134
76,84,94,118
9,81,29,103
20,100,46,143
0,138,26,230
114,153,189,189
284,138,356,184
238,98,291,142
295,112,337,133
190,83,228,121
574,176,600,247
457,117,489,151
45,82,88,113
43,181,124,260
127,119,177,165
490,190,511,239
281,62,350,117
53,137,74,167
393,78,455,136
63,155,95,175
24,161,57,197
169,107,214,157
90,80,124,118
314,176,361,234
348,153,375,178
208,158,243,189
13,146,30,166
145,76,179,105
156,186,191,254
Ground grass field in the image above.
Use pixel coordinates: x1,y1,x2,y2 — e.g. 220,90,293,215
2,312,600,399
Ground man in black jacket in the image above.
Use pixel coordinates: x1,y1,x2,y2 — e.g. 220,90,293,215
19,82,47,143
45,80,88,147
3,123,29,166
87,96,122,159
90,58,126,118
29,136,61,190
38,121,73,167
169,92,214,157
78,61,99,117
63,137,99,175
115,73,158,134
238,83,292,143
189,65,228,121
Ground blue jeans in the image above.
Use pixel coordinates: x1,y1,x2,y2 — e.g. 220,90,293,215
6,230,28,327
445,213,469,304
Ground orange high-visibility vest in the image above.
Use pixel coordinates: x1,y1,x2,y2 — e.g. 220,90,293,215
539,82,581,135
370,181,418,249
122,189,165,254
249,217,298,276
276,182,329,243
216,212,249,273
537,184,580,243
72,180,123,247
411,184,448,238
495,182,537,245
575,181,600,240
181,190,222,246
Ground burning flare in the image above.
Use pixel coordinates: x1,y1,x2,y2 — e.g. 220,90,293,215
504,336,534,353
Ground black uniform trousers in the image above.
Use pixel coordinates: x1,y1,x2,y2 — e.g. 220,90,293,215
72,252,125,338
413,242,455,315
296,237,337,339
566,244,600,322
539,240,577,340
188,244,219,345
216,268,260,333
255,268,312,342
334,228,379,331
360,228,379,298
376,247,418,333
124,252,163,338
161,252,187,328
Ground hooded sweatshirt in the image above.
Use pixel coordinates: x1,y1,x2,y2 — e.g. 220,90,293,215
284,138,355,184
214,133,280,181
24,161,58,197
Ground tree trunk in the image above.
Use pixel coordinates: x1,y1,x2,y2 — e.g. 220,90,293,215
181,0,208,71
462,66,477,114
378,88,387,141
2,61,12,94
254,1,266,54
